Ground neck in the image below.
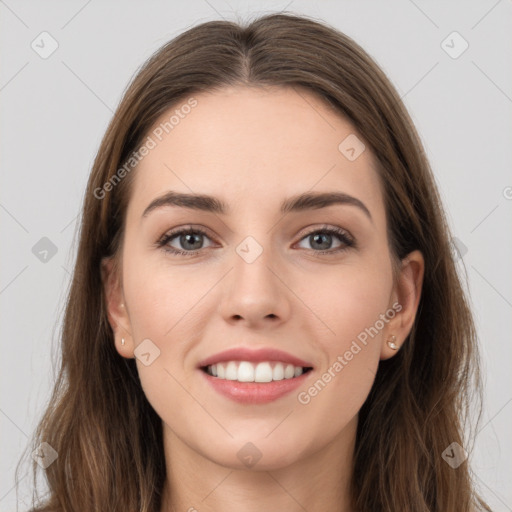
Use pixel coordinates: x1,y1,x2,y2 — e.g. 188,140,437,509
160,418,357,512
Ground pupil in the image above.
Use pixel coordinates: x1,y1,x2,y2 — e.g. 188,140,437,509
312,233,331,250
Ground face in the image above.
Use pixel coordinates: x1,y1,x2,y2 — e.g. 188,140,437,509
104,85,423,471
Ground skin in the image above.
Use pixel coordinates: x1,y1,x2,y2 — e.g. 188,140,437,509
102,85,424,512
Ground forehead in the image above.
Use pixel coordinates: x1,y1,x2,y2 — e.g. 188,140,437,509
127,85,384,220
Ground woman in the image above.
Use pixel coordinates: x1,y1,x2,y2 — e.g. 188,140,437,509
20,12,491,511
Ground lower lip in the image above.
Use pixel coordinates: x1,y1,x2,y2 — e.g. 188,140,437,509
199,369,312,404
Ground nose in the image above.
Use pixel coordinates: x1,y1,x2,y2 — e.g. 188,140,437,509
218,240,292,329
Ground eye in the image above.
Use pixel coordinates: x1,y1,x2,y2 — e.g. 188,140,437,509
295,226,355,255
157,226,215,256
157,224,355,257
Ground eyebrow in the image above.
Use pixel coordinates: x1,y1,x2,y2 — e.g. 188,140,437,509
142,190,372,221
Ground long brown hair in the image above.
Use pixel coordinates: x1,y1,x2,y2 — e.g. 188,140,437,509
17,12,490,511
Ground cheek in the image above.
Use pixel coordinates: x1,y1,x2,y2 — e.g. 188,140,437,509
122,258,207,423
122,253,215,401
299,259,393,348
123,252,199,340
293,261,392,410
272,280,390,466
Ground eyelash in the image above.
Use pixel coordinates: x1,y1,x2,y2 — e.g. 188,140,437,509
156,224,356,257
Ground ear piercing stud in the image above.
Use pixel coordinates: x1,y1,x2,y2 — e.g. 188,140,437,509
121,338,125,346
386,335,398,350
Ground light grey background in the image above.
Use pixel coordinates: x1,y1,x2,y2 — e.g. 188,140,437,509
1,1,511,510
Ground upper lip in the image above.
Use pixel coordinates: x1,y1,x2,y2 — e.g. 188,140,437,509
197,347,314,369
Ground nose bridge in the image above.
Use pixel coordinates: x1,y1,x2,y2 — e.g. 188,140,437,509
232,233,279,294
219,231,291,324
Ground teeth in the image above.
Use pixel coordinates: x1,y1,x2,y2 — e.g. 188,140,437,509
272,363,284,381
254,362,272,382
225,361,238,380
205,361,307,382
238,361,256,382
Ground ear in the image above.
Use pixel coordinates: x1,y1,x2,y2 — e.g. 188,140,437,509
101,256,135,358
380,249,425,360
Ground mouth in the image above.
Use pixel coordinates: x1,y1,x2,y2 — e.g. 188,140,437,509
200,361,314,383
199,362,314,404
197,346,314,403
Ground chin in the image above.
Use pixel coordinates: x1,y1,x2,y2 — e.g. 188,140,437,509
199,435,310,472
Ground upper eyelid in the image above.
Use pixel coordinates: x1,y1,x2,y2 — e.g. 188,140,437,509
159,225,215,243
296,224,352,239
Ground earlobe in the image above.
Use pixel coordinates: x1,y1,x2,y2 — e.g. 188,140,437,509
385,335,399,351
380,250,425,360
101,256,134,357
